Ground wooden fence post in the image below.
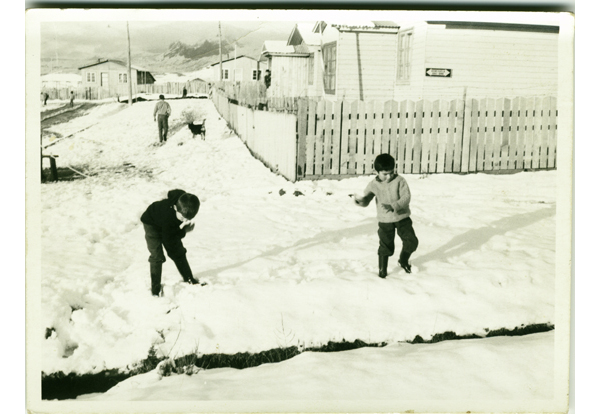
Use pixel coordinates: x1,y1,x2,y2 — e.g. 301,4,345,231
467,98,479,173
547,96,558,169
296,98,308,180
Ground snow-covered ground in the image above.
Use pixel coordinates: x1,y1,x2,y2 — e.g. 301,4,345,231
34,95,565,409
79,331,554,402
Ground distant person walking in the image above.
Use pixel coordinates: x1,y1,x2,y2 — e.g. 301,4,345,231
42,92,49,106
153,94,171,143
182,87,187,98
69,91,75,108
264,69,271,89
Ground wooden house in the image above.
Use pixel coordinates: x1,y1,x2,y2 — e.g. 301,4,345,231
263,20,559,102
260,40,313,99
78,59,155,98
390,20,560,100
210,55,267,83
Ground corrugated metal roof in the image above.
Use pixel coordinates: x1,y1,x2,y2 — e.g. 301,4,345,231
426,21,559,33
331,24,399,32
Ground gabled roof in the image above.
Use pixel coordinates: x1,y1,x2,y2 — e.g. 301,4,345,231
288,23,322,46
77,59,152,72
209,55,259,67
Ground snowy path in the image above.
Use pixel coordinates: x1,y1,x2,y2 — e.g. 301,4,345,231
40,98,556,380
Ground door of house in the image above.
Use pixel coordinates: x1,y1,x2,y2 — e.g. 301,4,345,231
101,73,108,87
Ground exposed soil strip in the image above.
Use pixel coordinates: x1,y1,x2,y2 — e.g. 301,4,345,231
41,323,554,400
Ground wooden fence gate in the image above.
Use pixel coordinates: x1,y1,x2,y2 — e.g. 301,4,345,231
296,96,558,179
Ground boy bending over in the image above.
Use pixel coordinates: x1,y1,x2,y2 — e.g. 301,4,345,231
141,189,201,296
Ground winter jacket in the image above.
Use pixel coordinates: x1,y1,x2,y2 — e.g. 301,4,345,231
154,100,171,117
141,189,188,257
357,174,412,223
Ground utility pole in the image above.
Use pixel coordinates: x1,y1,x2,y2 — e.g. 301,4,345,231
126,21,133,106
218,21,223,81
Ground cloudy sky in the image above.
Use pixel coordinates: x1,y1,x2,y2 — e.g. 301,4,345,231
40,20,294,61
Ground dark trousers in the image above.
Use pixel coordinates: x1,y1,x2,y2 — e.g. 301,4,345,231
377,218,419,257
157,115,169,142
143,224,193,294
144,224,167,264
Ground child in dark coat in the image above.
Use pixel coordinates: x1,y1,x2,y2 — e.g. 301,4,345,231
353,154,419,278
141,189,201,296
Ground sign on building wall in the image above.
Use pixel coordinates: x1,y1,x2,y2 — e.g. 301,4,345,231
426,68,452,77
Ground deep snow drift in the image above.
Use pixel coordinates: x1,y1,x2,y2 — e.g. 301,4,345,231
37,95,560,404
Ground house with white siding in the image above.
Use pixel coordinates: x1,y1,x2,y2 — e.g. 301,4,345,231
392,20,560,100
265,20,559,102
78,59,155,98
260,39,317,99
262,21,402,101
210,55,267,83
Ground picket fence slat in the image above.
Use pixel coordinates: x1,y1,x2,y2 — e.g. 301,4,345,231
354,101,366,175
467,99,476,171
540,96,552,169
333,101,343,175
381,101,392,165
547,96,558,169
346,101,358,175
446,100,458,172
406,101,417,174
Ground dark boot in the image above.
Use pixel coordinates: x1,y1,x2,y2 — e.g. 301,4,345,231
150,263,163,296
399,251,412,274
378,255,389,279
174,258,199,285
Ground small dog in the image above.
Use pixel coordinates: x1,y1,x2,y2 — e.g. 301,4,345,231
188,120,206,140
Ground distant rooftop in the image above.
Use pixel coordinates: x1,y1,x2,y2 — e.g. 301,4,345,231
209,55,260,67
77,59,153,72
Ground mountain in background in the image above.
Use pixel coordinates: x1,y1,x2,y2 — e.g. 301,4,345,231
40,21,297,77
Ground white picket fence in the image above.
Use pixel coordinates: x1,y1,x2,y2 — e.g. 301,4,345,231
212,92,297,181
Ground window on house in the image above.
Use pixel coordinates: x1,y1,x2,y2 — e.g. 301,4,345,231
252,70,261,81
396,31,413,81
323,42,337,94
87,72,96,83
119,73,128,83
308,54,314,86
222,69,229,80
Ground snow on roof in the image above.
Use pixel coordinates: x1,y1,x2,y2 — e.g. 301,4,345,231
262,40,294,54
209,55,258,67
293,23,322,46
77,59,153,73
41,73,82,83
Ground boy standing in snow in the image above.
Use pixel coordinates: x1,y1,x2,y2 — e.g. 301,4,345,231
153,94,171,143
353,154,419,278
141,189,201,296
